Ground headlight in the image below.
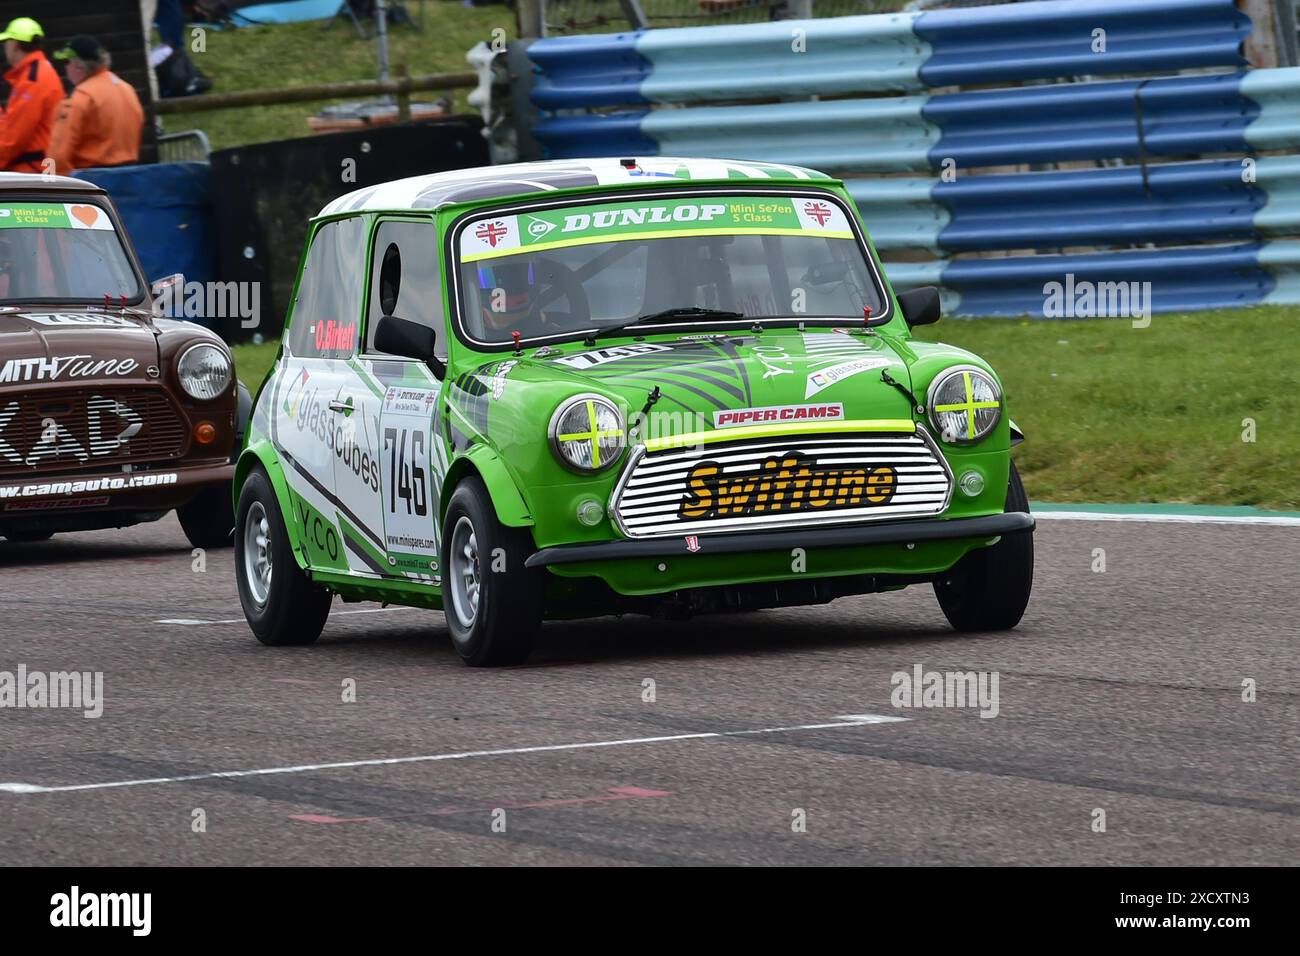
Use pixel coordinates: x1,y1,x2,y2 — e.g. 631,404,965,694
927,365,1001,443
178,343,232,401
549,394,625,472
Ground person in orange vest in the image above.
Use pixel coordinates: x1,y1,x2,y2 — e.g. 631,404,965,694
0,17,66,173
47,35,144,175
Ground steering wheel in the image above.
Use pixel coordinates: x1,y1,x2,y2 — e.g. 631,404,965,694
530,257,590,327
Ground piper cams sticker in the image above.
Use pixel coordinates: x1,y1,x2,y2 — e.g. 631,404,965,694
459,195,855,263
713,403,845,429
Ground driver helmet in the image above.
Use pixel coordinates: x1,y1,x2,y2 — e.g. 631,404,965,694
477,259,538,331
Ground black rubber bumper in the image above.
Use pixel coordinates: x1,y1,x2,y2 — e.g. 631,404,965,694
526,512,1035,568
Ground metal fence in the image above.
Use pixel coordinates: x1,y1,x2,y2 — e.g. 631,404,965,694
512,0,1300,316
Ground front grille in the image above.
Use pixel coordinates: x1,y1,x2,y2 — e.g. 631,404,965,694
612,430,952,538
0,387,188,476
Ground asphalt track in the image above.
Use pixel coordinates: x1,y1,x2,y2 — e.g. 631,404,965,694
0,512,1296,866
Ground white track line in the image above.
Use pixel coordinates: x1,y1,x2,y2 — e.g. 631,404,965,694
1034,511,1300,526
0,714,906,795
157,607,418,625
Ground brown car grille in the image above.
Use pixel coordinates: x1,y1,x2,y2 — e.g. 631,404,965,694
0,388,188,477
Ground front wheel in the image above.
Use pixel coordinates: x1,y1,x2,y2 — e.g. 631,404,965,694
235,467,332,646
934,461,1034,632
442,476,543,666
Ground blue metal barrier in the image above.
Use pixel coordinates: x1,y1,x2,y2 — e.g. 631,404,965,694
521,0,1299,316
527,0,1248,110
76,162,217,324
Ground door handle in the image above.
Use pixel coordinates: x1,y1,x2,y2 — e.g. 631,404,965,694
328,399,351,413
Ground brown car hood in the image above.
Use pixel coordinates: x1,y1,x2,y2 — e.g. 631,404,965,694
0,307,160,385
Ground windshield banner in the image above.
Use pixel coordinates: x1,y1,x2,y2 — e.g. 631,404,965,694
458,195,855,262
0,203,114,231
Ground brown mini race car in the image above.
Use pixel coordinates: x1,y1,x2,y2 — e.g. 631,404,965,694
0,172,248,547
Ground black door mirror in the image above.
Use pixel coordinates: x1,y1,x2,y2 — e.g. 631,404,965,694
897,286,941,327
374,315,444,379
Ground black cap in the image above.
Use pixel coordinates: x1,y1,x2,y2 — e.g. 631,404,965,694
54,35,103,62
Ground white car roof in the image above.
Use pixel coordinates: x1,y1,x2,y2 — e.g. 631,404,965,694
318,156,833,218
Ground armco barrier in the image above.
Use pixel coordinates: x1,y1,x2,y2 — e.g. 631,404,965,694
886,242,1294,317
849,156,1300,253
528,0,1249,108
521,0,1300,316
535,69,1296,171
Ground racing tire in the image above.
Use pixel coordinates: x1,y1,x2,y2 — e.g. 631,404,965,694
934,460,1033,632
441,476,543,667
235,467,332,646
177,483,236,549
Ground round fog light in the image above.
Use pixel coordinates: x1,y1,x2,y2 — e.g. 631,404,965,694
958,470,985,497
576,498,604,526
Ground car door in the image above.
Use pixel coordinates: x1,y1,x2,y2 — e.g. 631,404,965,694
269,215,382,576
353,218,448,586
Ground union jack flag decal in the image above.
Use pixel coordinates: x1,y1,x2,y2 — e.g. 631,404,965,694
475,220,508,247
803,202,833,227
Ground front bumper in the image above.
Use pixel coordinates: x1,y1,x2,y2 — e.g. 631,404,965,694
527,511,1034,568
0,461,234,527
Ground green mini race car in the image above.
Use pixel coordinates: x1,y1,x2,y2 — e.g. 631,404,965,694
233,157,1034,665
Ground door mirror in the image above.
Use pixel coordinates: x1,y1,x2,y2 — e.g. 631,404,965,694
897,286,941,327
375,314,435,359
150,273,185,315
374,315,444,379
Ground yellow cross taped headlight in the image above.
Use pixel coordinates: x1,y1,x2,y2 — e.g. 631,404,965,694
549,394,626,472
927,366,1001,444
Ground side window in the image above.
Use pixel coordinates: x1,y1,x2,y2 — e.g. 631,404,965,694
287,216,365,359
366,219,446,361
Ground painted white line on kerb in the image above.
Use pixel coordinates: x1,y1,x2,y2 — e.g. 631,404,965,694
0,714,905,795
157,607,418,626
1034,511,1300,527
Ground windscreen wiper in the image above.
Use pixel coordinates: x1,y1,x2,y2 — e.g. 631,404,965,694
584,307,745,346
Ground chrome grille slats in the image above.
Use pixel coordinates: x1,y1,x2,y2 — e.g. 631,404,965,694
612,430,952,538
0,387,188,477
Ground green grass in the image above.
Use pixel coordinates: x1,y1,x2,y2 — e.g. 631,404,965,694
167,6,515,149
233,306,1300,509
914,306,1300,510
234,340,279,393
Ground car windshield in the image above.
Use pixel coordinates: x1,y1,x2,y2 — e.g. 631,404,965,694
0,201,141,302
454,192,885,346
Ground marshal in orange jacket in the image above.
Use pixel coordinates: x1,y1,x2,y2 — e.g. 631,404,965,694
47,68,143,175
0,50,65,172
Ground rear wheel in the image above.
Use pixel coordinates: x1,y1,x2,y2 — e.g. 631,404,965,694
235,467,332,646
934,461,1033,632
177,483,235,548
442,476,543,666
